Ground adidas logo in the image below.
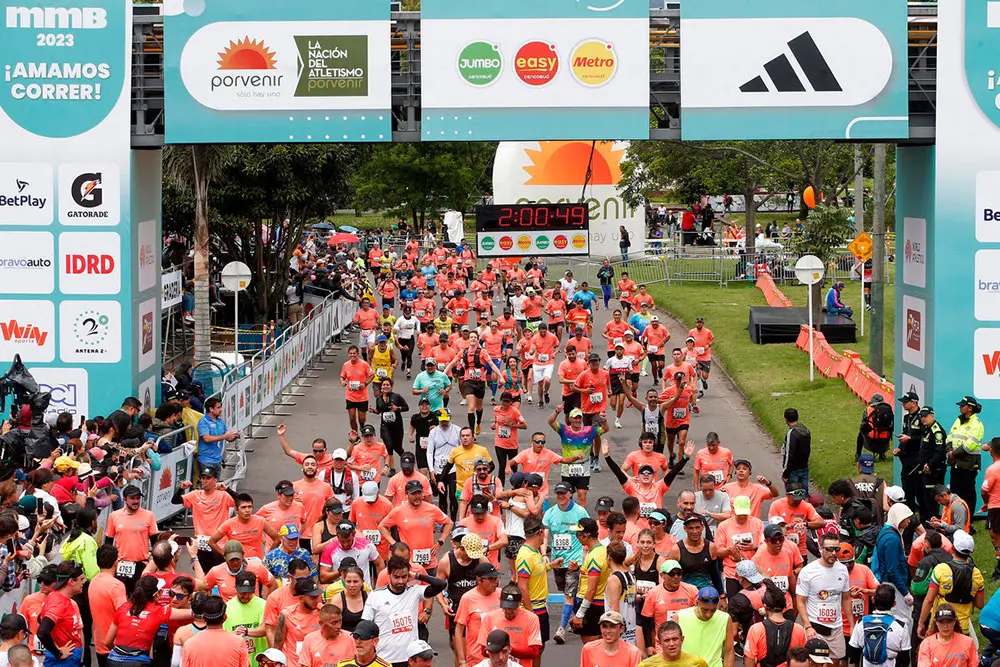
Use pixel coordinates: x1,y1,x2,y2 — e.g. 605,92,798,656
740,31,842,94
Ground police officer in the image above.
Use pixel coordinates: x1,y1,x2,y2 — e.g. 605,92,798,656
894,391,924,516
947,396,985,517
917,406,948,521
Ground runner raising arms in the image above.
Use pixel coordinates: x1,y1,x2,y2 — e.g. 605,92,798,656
660,372,695,470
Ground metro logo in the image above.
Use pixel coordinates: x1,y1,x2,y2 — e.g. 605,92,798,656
65,254,115,274
0,320,48,346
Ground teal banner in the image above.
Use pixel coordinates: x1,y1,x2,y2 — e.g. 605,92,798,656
680,0,909,140
165,0,392,143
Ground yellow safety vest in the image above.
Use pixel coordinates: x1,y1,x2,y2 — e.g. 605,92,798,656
948,415,984,453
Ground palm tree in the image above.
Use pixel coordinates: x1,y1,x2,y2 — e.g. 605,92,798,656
163,145,234,364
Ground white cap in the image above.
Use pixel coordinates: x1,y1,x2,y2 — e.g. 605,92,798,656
256,649,287,666
407,640,437,660
332,448,348,460
16,515,29,532
953,530,975,555
885,486,905,503
650,316,659,322
361,481,379,502
769,516,787,525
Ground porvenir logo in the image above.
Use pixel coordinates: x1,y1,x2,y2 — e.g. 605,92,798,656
458,41,502,86
571,40,617,86
514,41,559,86
211,37,282,92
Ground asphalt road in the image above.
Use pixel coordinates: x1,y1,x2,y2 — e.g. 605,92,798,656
233,296,787,662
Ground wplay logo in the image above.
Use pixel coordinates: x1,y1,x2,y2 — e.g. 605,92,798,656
0,163,53,226
59,164,120,226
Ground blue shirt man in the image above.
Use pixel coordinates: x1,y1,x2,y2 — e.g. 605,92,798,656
197,397,236,476
573,288,598,312
628,312,651,336
412,360,452,412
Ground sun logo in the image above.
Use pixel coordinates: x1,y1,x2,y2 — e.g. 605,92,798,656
217,37,278,70
522,141,625,186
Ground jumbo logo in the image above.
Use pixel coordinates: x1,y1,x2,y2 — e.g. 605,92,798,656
514,41,559,86
571,41,618,87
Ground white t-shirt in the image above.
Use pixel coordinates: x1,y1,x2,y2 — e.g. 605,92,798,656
506,498,527,539
559,278,578,301
394,316,419,340
509,295,526,320
795,559,851,629
362,584,429,662
848,612,911,667
321,540,380,587
604,356,632,376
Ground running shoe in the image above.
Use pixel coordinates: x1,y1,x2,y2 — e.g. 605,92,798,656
475,424,481,436
692,406,700,415
461,399,467,406
553,627,566,644
526,395,533,403
615,418,622,429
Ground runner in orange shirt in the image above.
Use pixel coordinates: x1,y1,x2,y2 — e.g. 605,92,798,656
617,274,638,316
767,484,824,557
105,485,160,592
88,553,128,664
341,346,374,432
659,373,694,467
838,543,879,636
688,317,715,392
557,345,587,419
605,441,692,526
722,460,780,518
459,497,508,568
413,292,437,326
384,453,433,506
564,326,592,358
256,480,306,553
200,541,276,602
622,433,668,478
522,290,544,329
180,596,249,667
292,457,335,547
476,586,543,667
633,285,655,311
481,321,506,404
506,431,582,498
378,484,454,572
274,579,323,667
445,332,500,437
297,604,355,667
350,482,394,561
210,494,278,561
378,276,399,311
348,425,390,485
516,334,535,403
545,294,568,342
448,290,473,327
352,299,380,361
454,562,502,667
642,316,670,386
639,561,698,655
528,328,559,406
714,499,764,594
575,353,611,424
693,435,734,489
751,523,803,606
666,348,698,390
491,392,527,483
567,305,592,338
176,468,236,570
916,605,977,667
602,311,632,357
579,611,642,667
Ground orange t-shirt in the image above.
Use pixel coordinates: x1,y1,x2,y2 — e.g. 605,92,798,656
256,500,305,549
916,632,977,667
623,479,672,520
642,324,670,354
217,515,269,560
476,609,542,667
493,405,525,450
293,479,334,535
694,447,734,485
378,280,398,299
517,338,534,369
481,330,504,359
575,368,610,414
105,508,158,562
545,300,567,324
640,582,699,629
908,532,954,567
455,588,501,667
181,627,249,667
88,572,127,655
659,385,694,428
459,514,506,567
385,471,433,506
558,358,587,396
182,489,236,539
767,499,820,556
375,562,428,587
529,333,558,365
203,561,273,603
745,621,806,667
581,639,642,667
844,563,880,634
20,591,46,636
379,501,450,568
721,481,773,518
633,293,655,310
350,496,394,559
413,298,436,323
460,477,503,519
497,316,517,341
510,448,561,496
689,327,714,360
418,332,439,359
522,297,543,319
752,543,803,600
353,308,379,333
617,280,637,303
429,345,458,375
461,348,493,382
263,584,297,627
604,320,630,351
565,335,592,357
623,450,668,477
340,360,372,403
622,340,644,371
714,516,764,578
667,361,698,386
567,308,591,329
448,297,472,325
298,629,354,667
983,461,1000,510
349,441,389,484
277,604,321,667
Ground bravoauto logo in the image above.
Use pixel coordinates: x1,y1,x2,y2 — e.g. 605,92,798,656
570,40,618,87
514,42,559,87
211,36,282,92
458,41,502,87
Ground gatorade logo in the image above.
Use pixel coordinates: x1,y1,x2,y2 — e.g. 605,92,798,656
571,40,617,87
458,41,502,86
499,236,514,251
572,234,587,249
514,41,559,86
481,236,496,251
536,235,550,250
554,235,568,250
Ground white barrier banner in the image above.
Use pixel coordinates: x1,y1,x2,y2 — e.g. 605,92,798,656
252,364,264,416
236,376,252,431
148,447,194,522
263,356,276,408
162,270,184,309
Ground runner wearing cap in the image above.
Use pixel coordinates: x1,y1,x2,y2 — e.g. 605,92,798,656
198,541,275,603
476,584,542,667
541,482,590,644
273,579,323,667
409,398,439,477
675,587,734,667
179,595,248,667
0,614,32,667
548,404,608,506
471,630,519,667
604,441,692,527
361,556,446,667
406,639,437,667
385,453,433,507
715,498,764,599
514,518,561,652
455,562,502,667
263,524,317,580
721,461,778,518
688,318,714,393
604,342,634,430
915,604,976,667
638,560,698,656
751,523,803,605
105,485,160,594
412,358,453,414
769,484,823,557
565,309,592,344
507,431,581,499
348,426,390,486
175,468,236,572
222,572,267,663
210,493,278,562
917,529,983,639
457,495,507,568
255,481,306,556
435,529,480,648
621,329,645,395
580,610,642,667
641,316,670,385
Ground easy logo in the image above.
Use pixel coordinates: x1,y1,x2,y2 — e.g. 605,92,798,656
0,320,47,346
499,236,514,251
514,42,559,87
554,235,568,250
458,42,503,87
570,41,617,87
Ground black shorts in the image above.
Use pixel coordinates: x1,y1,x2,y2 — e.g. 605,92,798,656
416,444,429,470
648,354,665,362
582,413,599,427
989,508,1000,534
574,600,605,637
505,536,526,560
697,360,711,373
346,400,369,411
629,372,640,384
562,392,581,415
549,323,563,332
535,610,550,644
665,424,690,435
561,475,591,491
465,380,486,399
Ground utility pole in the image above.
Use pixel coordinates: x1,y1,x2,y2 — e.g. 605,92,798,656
870,144,886,375
854,145,865,235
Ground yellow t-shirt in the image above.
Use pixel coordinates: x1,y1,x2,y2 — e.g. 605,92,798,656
929,561,985,633
322,579,372,603
379,314,397,329
372,345,394,380
433,317,454,335
639,653,710,667
577,544,609,603
448,445,492,490
515,544,549,610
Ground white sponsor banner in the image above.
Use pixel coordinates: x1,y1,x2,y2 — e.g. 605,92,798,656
58,163,122,227
975,328,1000,399
137,220,158,292
0,231,54,295
901,295,925,370
162,270,184,308
59,300,123,363
149,447,194,522
30,367,89,422
0,163,54,226
58,231,122,295
900,373,925,403
902,217,926,288
0,300,55,362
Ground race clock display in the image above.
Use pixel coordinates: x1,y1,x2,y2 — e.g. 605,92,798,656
475,204,591,257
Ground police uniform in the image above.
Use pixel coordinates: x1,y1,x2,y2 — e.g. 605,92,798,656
918,409,948,521
898,399,925,514
947,397,985,516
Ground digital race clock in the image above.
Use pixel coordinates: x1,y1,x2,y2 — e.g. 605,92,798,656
475,204,591,257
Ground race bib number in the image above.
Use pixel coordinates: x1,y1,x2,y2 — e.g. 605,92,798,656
710,470,725,484
852,597,865,618
382,411,396,423
376,368,388,378
413,549,432,565
391,613,414,635
244,637,255,652
672,408,687,420
771,575,789,592
567,463,587,477
361,468,377,481
637,579,655,594
32,635,44,655
613,338,623,347
640,502,657,518
817,601,838,624
437,362,447,372
363,530,382,545
419,437,429,450
733,532,754,549
349,381,362,391
552,310,562,318
786,532,800,545
537,353,550,363
621,292,631,299
416,309,426,318
470,369,483,380
590,391,604,404
197,535,211,552
498,426,512,439
116,561,136,578
644,417,659,432
553,534,572,551
647,345,659,354
696,347,705,355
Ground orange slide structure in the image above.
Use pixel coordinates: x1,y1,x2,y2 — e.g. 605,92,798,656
795,325,895,404
755,273,794,308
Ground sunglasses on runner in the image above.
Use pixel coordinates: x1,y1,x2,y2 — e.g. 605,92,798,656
648,519,663,526
313,448,326,454
170,591,188,600
822,546,840,553
532,439,545,444
475,466,490,472
767,535,785,543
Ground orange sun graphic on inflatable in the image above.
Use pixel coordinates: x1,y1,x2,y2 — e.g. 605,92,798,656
217,37,278,70
522,141,625,186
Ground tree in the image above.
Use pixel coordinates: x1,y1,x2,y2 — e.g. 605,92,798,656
351,143,495,229
163,146,235,365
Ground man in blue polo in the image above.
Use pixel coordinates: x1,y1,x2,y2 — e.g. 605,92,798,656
197,396,239,478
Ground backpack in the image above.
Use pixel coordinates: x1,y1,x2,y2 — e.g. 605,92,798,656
861,614,895,665
868,403,894,439
942,560,976,604
759,618,795,667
